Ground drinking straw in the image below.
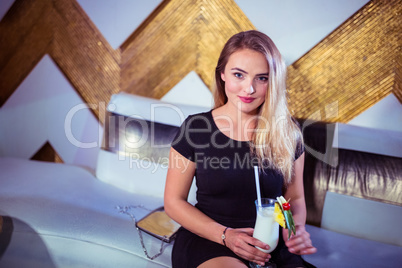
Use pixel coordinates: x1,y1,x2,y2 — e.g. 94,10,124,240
254,166,262,208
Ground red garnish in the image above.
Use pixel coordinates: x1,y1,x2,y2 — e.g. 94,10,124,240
282,202,291,211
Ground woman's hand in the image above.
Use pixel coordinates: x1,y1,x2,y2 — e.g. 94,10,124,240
282,225,317,255
224,228,271,266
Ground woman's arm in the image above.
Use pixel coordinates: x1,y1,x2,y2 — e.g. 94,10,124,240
283,152,317,255
164,148,271,265
164,148,224,243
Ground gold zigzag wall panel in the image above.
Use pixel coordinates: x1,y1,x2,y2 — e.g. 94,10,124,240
0,0,120,122
120,0,255,99
0,0,53,105
0,0,401,128
287,0,401,122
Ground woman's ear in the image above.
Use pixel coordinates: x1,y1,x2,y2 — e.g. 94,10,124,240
221,72,225,82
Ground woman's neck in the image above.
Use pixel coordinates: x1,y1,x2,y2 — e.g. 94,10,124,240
212,104,258,141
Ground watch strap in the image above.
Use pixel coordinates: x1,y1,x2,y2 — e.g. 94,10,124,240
221,227,229,247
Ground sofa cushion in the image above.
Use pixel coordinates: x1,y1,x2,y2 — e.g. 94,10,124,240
0,157,172,267
96,149,197,203
301,121,402,226
96,93,210,200
304,224,402,268
321,191,402,246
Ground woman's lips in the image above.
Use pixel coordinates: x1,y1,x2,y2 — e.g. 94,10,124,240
238,96,255,103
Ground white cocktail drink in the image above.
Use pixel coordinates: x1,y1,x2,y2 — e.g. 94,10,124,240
253,199,279,253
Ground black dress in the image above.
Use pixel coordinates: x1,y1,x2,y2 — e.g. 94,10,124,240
171,111,307,268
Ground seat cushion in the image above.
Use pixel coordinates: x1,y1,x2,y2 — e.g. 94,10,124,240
321,191,402,246
304,224,402,268
0,157,172,267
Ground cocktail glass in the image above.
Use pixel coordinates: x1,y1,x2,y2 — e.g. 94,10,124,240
249,198,279,268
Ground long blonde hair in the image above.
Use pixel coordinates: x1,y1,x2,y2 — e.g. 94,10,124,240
213,30,303,184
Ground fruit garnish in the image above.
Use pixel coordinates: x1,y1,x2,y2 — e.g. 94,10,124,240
274,203,286,228
282,202,290,210
276,196,296,239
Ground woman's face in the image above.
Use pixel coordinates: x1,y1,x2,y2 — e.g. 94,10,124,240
221,48,269,115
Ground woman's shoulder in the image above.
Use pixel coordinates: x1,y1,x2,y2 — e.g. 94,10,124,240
183,110,214,127
187,110,212,119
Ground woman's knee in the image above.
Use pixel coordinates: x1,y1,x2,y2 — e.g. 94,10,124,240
197,256,247,268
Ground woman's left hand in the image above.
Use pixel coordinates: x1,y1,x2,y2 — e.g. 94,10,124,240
282,225,317,255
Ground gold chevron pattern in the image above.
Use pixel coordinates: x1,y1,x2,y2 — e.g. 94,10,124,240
287,0,401,122
0,0,120,122
120,0,255,98
0,0,400,128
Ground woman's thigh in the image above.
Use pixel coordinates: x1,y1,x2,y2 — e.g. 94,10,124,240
198,256,248,268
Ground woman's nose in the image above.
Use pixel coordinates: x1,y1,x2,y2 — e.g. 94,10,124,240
247,85,255,94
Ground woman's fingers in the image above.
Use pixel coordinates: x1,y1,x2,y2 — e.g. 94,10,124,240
299,246,317,255
233,241,271,265
288,241,317,255
284,226,317,255
226,228,271,264
286,229,309,246
240,232,271,252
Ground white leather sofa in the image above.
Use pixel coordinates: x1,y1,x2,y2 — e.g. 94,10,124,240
0,92,401,268
0,93,208,267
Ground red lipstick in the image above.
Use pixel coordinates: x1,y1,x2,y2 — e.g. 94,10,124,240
238,96,255,103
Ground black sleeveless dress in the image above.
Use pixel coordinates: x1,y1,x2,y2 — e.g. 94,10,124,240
171,111,307,268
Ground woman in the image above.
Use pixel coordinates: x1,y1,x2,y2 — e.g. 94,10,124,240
164,30,316,268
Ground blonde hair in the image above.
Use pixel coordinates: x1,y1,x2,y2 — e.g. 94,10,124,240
213,30,303,184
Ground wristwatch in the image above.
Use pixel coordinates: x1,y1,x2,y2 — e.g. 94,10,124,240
222,227,229,247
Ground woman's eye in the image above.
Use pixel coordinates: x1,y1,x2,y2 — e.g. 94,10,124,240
234,73,243,79
257,76,268,82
